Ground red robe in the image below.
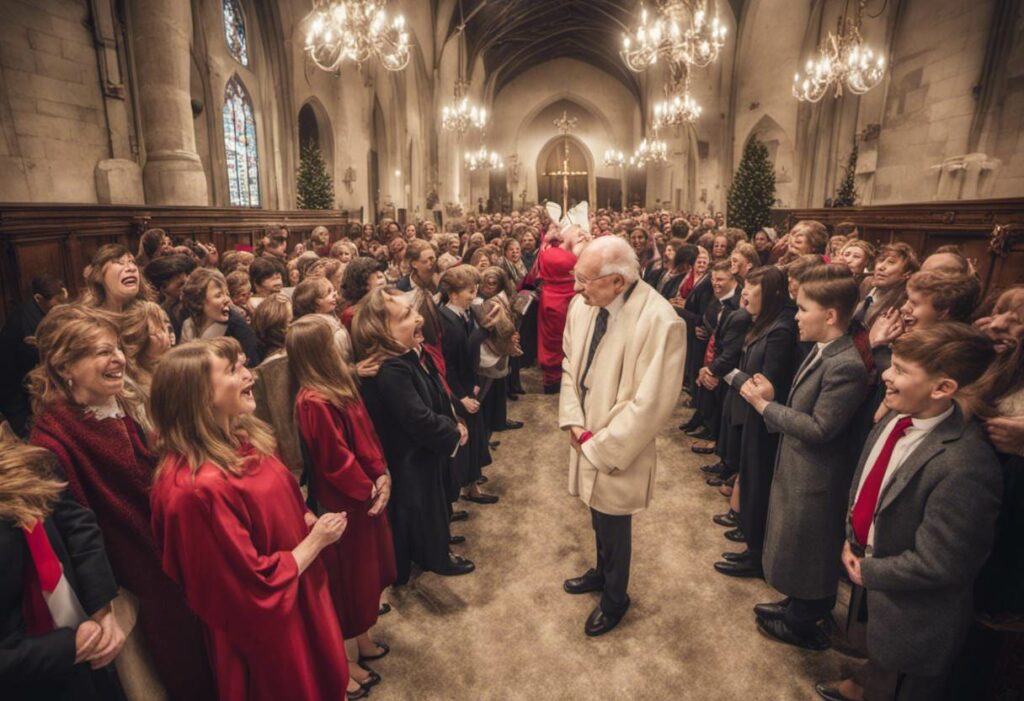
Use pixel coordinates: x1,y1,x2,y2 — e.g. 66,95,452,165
295,389,397,638
150,449,347,701
29,402,216,700
531,246,577,385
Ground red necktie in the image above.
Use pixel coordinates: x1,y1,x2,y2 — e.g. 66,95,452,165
851,416,914,546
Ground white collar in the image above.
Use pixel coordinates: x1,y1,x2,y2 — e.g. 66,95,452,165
816,336,842,352
445,302,471,317
717,287,736,302
84,396,124,421
895,404,955,432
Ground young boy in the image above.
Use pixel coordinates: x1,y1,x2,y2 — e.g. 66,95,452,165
739,265,868,650
854,242,919,331
816,323,1001,701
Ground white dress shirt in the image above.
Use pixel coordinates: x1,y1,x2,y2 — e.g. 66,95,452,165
853,405,955,547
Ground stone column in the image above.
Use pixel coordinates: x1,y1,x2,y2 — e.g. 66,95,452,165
131,0,208,205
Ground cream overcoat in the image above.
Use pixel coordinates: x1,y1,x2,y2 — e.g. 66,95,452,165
558,281,686,515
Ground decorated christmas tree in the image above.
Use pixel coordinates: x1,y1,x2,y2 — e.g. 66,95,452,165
727,137,776,235
296,142,335,209
832,141,859,208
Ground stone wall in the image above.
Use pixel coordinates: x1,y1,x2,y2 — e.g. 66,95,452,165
0,0,111,202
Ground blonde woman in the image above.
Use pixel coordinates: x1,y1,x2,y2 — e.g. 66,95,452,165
179,268,261,366
293,277,355,362
289,316,395,696
0,422,127,700
119,301,175,433
149,338,349,701
80,244,148,313
27,304,215,699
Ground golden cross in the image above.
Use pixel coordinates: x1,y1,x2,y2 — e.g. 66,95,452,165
544,110,587,213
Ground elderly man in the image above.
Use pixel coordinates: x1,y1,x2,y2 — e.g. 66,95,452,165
559,236,686,636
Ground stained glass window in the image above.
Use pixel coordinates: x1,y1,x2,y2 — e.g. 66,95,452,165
223,0,249,66
223,76,260,207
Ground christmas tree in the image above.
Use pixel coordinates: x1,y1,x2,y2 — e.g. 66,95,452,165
727,137,776,236
832,141,859,208
296,142,335,209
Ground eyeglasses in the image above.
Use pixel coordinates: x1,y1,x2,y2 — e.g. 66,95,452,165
573,272,616,286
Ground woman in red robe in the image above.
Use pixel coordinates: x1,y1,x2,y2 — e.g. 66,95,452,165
288,315,396,694
149,337,350,701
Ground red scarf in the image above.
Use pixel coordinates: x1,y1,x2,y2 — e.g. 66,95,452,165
21,522,61,635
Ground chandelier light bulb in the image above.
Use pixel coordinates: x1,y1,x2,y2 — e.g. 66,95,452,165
304,0,410,73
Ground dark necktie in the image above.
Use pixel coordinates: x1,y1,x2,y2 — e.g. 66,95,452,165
854,294,874,324
850,416,914,546
580,308,609,402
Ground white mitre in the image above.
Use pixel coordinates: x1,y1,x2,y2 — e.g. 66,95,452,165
545,201,590,234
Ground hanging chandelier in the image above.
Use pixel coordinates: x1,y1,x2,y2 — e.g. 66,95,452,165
465,145,503,171
622,1,727,72
303,0,410,73
632,132,669,166
652,65,702,129
442,80,487,136
793,0,886,102
603,149,626,168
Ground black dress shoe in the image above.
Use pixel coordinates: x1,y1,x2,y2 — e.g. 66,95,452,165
712,509,738,527
701,461,728,475
563,569,604,594
543,383,561,394
679,418,703,432
815,682,859,701
584,605,626,636
714,559,763,578
450,510,469,522
507,392,519,401
436,554,475,576
692,444,717,455
354,667,381,689
462,492,499,504
449,535,466,545
493,420,524,431
359,641,390,663
722,549,750,562
756,616,831,651
753,599,789,622
346,683,370,700
724,528,746,543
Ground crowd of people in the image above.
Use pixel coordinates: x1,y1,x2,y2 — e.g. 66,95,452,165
0,204,1020,701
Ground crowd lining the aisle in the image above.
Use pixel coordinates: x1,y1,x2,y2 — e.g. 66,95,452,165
0,205,1020,700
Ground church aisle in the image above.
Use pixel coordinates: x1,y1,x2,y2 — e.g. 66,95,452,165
366,369,852,700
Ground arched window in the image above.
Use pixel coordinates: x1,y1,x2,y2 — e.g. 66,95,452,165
222,0,249,66
223,76,260,207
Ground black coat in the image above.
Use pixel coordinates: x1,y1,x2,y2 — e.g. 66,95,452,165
1,495,124,701
226,307,262,367
0,300,45,436
677,275,713,387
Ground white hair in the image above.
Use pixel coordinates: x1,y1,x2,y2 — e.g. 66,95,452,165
581,236,639,284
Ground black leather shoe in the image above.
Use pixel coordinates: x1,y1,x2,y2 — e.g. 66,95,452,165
462,492,499,504
359,641,390,663
584,606,625,636
722,549,750,562
493,420,524,431
714,559,763,578
753,598,790,622
450,510,469,522
756,616,831,651
353,667,381,690
814,682,859,701
701,461,728,475
507,392,519,401
563,569,604,594
346,683,370,700
724,528,746,543
679,418,702,432
692,444,717,455
712,510,738,527
449,535,466,545
436,554,475,576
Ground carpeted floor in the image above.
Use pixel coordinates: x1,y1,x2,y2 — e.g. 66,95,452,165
366,369,860,700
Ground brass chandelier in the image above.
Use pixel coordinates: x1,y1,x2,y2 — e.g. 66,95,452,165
442,4,487,138
652,64,702,129
303,0,410,73
622,0,727,72
464,145,503,171
793,0,886,102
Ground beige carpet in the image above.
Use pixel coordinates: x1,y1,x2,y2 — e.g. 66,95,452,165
367,369,859,700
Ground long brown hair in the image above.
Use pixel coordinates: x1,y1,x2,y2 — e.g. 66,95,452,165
744,266,790,346
351,287,409,360
80,243,151,309
121,300,171,381
181,267,228,325
287,316,360,409
0,422,67,528
151,337,276,476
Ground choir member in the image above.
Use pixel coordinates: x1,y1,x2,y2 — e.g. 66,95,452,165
729,242,759,283
630,227,659,282
386,236,408,284
27,304,216,699
119,301,174,432
0,422,128,701
839,239,875,285
396,240,436,292
340,257,388,329
673,246,713,400
817,324,1000,701
500,237,527,287
293,277,354,362
752,228,775,266
739,265,868,650
226,270,255,324
519,229,539,271
249,256,285,302
854,242,919,332
80,245,146,313
136,228,172,267
149,337,350,701
250,294,302,477
477,266,524,435
289,316,396,694
144,253,197,339
352,288,475,582
180,267,261,366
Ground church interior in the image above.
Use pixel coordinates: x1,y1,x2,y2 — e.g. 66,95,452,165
1,0,1023,700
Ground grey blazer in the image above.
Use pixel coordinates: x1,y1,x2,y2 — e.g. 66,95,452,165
761,334,868,600
852,406,1002,676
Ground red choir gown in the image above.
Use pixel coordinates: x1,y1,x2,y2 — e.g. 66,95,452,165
533,245,577,386
150,447,348,701
295,389,397,638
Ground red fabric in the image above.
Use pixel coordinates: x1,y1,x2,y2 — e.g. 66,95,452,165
30,402,216,700
20,542,55,636
851,416,915,546
578,431,593,445
678,270,697,300
703,333,717,366
24,522,61,591
295,390,397,638
339,304,356,331
151,450,348,701
535,246,578,385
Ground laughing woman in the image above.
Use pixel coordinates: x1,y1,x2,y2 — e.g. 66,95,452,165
149,338,350,701
180,267,261,366
352,288,475,583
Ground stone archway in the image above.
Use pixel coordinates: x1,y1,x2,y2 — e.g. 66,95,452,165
298,98,334,178
535,134,596,210
744,114,795,207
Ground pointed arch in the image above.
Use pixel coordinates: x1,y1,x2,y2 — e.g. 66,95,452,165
298,97,334,178
222,0,250,66
223,75,260,207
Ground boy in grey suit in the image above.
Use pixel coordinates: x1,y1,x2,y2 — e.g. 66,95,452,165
739,265,867,650
815,323,1001,701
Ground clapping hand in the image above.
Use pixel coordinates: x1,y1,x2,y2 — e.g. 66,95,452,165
368,474,391,516
869,308,904,348
739,374,773,413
